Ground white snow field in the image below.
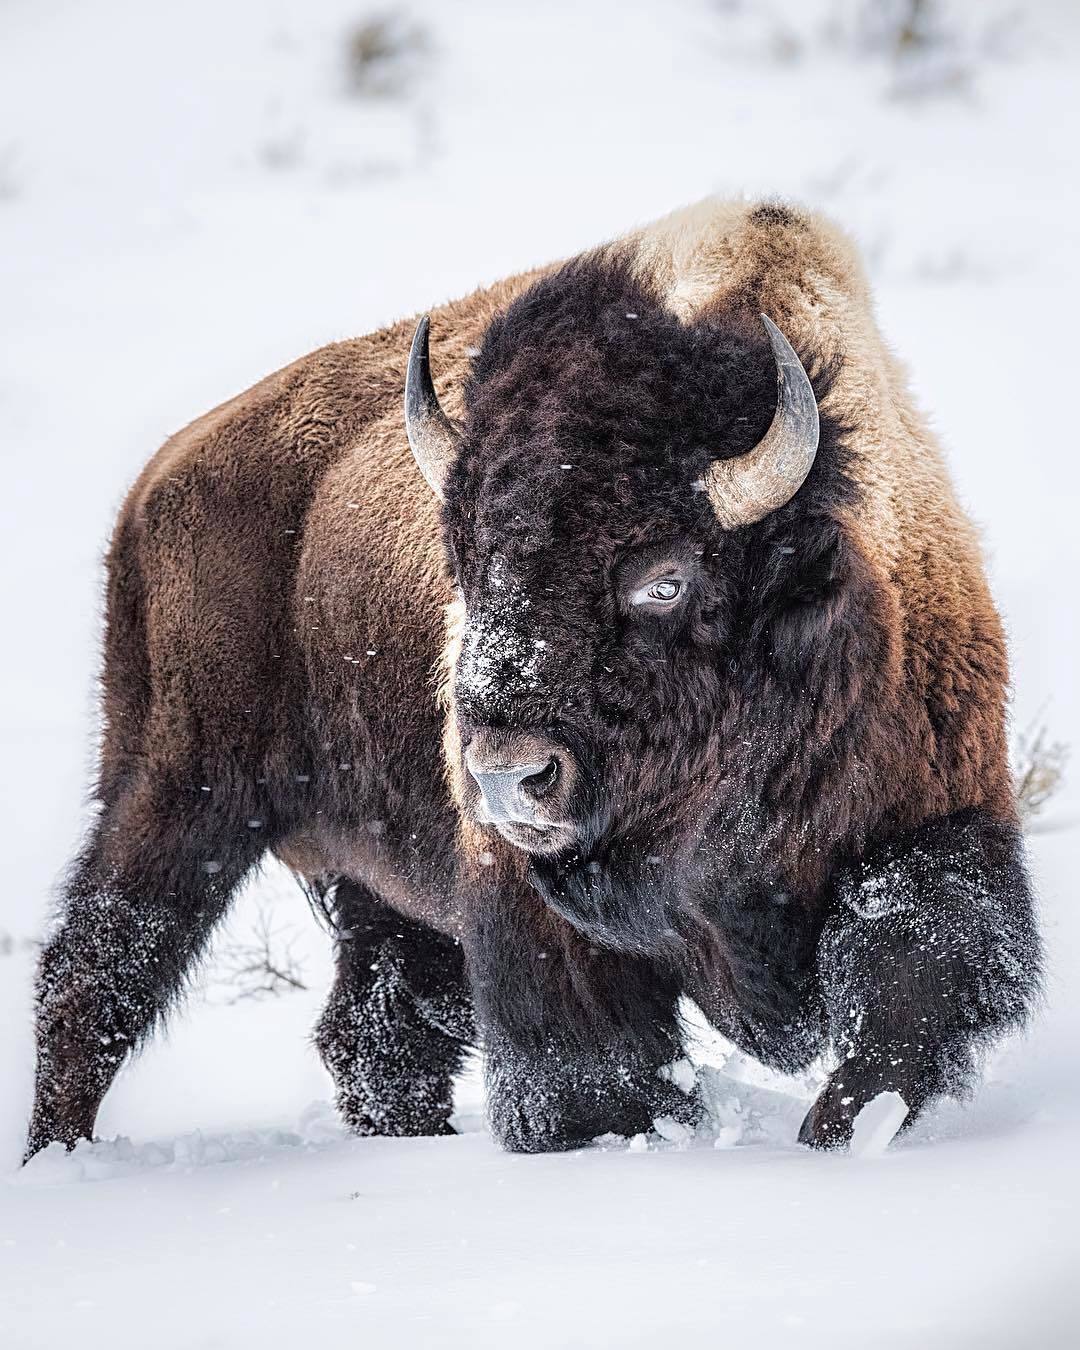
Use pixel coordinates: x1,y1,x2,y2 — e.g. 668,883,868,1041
2,0,1079,1345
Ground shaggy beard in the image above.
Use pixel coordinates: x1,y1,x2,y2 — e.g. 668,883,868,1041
526,843,703,960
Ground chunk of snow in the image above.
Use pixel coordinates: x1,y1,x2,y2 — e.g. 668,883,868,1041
653,1115,691,1145
850,1092,909,1158
658,1057,697,1095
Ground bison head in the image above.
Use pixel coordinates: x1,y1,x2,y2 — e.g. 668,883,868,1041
406,256,840,954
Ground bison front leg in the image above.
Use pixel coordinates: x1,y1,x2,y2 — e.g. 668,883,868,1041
800,809,1041,1150
466,869,697,1153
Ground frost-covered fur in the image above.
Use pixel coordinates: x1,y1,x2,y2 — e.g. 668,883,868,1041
26,199,1040,1161
314,882,473,1137
804,812,1039,1146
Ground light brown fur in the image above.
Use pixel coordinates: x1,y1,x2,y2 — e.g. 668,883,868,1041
631,199,1012,829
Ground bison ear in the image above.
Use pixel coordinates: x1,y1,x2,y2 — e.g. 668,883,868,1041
703,314,820,530
404,315,462,501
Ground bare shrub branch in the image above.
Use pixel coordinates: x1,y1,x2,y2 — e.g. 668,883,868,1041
0,932,40,959
216,904,308,1003
343,12,431,99
1012,720,1070,828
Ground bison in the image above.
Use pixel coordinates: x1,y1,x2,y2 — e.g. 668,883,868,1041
26,198,1040,1160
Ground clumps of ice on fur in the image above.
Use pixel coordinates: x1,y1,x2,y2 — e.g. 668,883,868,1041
456,559,548,710
823,835,1041,1104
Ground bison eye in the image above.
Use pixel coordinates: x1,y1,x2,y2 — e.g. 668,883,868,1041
631,577,684,608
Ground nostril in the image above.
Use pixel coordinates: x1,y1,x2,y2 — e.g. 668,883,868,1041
519,757,558,799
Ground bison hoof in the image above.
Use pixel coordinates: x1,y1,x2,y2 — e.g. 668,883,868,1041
346,1111,456,1139
798,1071,923,1151
797,1090,858,1150
337,1086,457,1139
24,1107,95,1165
491,1087,700,1154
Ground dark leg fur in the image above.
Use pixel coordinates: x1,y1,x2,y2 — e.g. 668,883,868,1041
690,883,826,1077
800,809,1041,1149
468,881,698,1153
26,783,263,1160
314,880,475,1137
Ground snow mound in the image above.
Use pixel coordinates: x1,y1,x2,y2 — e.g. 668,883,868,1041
12,1101,348,1186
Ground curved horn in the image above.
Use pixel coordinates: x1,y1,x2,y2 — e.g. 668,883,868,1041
404,314,461,500
703,314,820,530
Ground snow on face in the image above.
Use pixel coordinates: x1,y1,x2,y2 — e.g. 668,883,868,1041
455,558,548,716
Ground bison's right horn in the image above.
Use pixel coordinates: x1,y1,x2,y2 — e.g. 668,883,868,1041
703,314,820,529
404,315,461,501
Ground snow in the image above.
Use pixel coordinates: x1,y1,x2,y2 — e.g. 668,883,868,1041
2,0,1079,1346
849,1091,910,1158
659,1055,698,1095
653,1115,694,1145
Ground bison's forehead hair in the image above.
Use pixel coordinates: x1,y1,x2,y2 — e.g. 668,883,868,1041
441,249,787,564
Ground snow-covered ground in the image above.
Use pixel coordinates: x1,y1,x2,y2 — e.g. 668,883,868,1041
2,1,1078,1345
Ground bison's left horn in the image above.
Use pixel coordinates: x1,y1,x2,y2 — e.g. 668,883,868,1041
704,314,820,529
404,314,461,500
